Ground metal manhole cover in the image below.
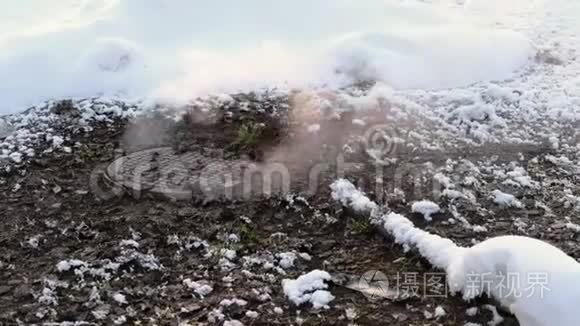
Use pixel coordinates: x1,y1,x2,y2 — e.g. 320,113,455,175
104,147,289,201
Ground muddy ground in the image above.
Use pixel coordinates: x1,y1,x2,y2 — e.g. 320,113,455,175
0,96,578,325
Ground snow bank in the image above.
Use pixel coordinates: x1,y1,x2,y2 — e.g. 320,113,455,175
451,236,580,326
0,0,533,113
329,28,532,90
331,179,580,326
491,190,524,208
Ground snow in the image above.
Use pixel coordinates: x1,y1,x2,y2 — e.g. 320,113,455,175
27,235,41,249
434,306,447,319
56,259,88,272
119,239,139,248
38,287,58,306
9,152,22,163
226,233,240,243
223,320,243,326
491,190,524,208
282,270,334,309
183,278,213,298
92,309,108,320
330,28,531,90
277,252,298,269
389,218,580,326
466,307,479,316
220,298,248,307
0,0,536,114
273,307,284,315
383,212,462,269
310,290,336,310
345,307,358,320
330,179,378,214
245,311,259,319
411,200,441,221
393,220,580,325
332,179,580,326
112,293,127,305
220,249,237,261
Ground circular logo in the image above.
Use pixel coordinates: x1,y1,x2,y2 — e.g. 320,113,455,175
363,124,398,159
358,270,390,301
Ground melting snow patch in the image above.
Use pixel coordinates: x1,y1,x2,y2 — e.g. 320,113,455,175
491,190,523,208
345,307,358,320
282,270,334,309
207,308,226,323
27,235,41,249
220,298,248,307
119,239,140,248
56,259,88,272
546,155,574,167
92,308,109,320
434,306,446,319
411,200,441,222
466,307,479,316
277,252,298,269
245,310,259,319
37,287,58,306
273,306,284,315
221,249,237,260
183,278,213,298
112,293,127,305
330,179,378,214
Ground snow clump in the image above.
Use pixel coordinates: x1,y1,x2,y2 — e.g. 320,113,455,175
411,200,441,221
282,270,335,309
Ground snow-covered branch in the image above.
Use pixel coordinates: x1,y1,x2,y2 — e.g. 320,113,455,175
330,179,580,326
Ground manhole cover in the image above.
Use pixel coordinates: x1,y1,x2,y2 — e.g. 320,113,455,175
104,147,289,201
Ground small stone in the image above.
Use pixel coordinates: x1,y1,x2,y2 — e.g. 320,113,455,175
177,207,195,217
0,285,12,295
